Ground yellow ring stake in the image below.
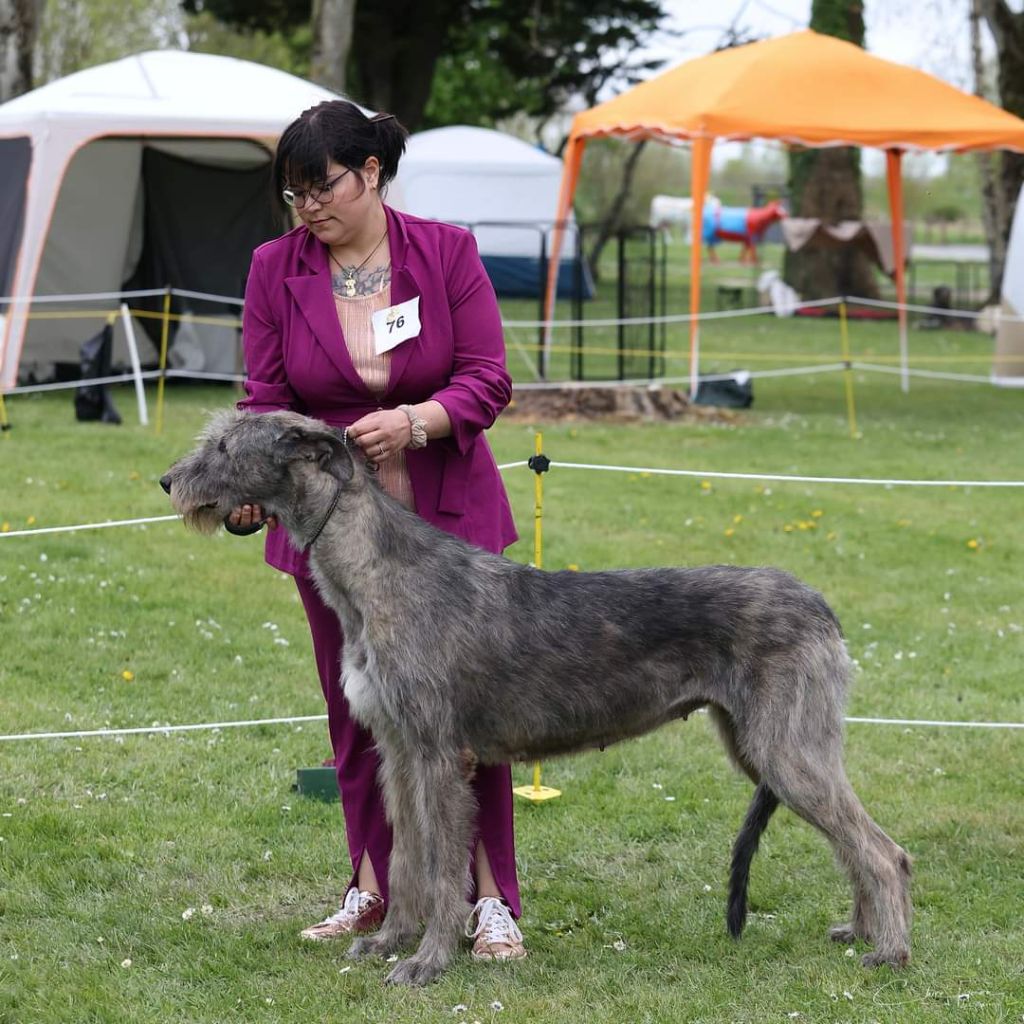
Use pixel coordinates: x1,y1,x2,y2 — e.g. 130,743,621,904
513,432,562,803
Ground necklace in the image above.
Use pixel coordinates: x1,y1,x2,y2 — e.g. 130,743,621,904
329,229,389,298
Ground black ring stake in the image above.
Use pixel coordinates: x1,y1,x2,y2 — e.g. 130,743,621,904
528,454,550,474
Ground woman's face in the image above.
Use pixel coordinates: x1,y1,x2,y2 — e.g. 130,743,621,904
291,157,381,247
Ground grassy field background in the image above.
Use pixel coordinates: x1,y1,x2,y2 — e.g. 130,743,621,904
1,306,1023,1022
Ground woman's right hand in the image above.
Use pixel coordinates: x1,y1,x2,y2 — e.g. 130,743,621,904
226,504,279,533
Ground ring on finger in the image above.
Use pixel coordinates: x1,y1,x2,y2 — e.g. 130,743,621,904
377,442,386,457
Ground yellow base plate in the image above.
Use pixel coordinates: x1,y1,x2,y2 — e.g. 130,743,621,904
512,784,562,802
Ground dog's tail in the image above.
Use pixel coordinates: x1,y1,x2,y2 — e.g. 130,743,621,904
727,781,780,938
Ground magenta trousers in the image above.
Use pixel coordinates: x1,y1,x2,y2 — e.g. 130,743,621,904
295,576,522,917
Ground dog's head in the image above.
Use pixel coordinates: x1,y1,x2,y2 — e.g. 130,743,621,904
160,410,354,534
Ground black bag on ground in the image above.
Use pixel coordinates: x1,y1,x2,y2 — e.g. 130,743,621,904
693,372,753,408
74,324,122,424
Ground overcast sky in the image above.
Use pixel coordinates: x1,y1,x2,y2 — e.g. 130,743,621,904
645,0,993,89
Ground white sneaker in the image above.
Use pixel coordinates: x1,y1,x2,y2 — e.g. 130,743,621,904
465,896,527,961
299,887,385,941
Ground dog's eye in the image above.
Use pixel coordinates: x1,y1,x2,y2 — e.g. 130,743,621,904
218,440,228,454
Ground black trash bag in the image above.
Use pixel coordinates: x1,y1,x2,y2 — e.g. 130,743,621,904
693,371,753,409
74,324,122,424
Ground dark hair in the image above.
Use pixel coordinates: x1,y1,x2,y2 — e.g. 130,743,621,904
274,100,409,196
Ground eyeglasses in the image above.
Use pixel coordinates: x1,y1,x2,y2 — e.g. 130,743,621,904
282,168,352,209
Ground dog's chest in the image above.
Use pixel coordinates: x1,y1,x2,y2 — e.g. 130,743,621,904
341,647,385,727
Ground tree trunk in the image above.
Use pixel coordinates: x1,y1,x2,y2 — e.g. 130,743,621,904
976,0,1024,300
586,141,647,281
310,0,356,95
0,0,43,102
351,0,453,129
783,0,879,300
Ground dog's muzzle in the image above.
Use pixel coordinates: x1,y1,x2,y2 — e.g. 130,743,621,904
159,474,172,494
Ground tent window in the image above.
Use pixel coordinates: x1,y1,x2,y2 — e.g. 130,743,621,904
0,136,31,297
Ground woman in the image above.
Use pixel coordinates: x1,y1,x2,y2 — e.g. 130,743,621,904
230,100,525,960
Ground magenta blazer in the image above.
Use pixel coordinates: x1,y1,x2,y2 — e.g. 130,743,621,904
238,205,518,577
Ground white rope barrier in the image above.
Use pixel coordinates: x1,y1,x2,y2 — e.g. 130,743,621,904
546,461,1024,488
0,712,1018,744
8,371,162,396
846,716,1024,730
854,295,1024,323
0,514,179,538
853,361,994,385
0,286,246,306
0,714,328,743
170,287,245,307
0,288,168,305
512,364,848,391
4,458,1023,543
502,295,844,330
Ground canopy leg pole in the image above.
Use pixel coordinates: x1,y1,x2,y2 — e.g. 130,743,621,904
688,138,713,399
886,149,909,393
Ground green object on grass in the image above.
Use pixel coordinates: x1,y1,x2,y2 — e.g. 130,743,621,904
295,766,339,802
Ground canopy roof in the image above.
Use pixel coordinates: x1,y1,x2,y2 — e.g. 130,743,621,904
570,29,1024,152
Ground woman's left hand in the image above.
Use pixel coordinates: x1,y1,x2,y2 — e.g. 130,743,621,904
348,409,413,466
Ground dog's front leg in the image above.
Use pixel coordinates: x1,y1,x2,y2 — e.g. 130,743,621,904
384,754,473,987
348,741,424,961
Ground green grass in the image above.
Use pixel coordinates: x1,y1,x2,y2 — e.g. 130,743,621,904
2,334,1023,1021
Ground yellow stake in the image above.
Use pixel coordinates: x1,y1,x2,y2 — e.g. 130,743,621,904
513,431,561,803
0,390,10,437
155,288,172,436
839,301,859,440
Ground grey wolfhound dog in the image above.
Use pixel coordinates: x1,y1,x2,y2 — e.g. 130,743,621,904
162,410,912,986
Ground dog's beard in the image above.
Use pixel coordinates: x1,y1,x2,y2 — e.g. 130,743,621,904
178,503,227,535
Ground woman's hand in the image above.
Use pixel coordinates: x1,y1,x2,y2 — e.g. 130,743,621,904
348,409,413,466
227,503,278,532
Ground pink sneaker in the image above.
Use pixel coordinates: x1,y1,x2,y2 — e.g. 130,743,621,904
300,888,385,941
465,897,527,961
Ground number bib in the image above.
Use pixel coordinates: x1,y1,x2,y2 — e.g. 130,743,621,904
371,296,421,355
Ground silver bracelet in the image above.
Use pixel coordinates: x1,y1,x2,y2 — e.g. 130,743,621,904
397,404,428,449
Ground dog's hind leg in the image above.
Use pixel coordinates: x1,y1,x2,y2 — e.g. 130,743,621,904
759,752,911,968
384,754,474,987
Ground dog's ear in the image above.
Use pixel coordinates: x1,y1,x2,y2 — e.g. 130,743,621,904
273,423,353,480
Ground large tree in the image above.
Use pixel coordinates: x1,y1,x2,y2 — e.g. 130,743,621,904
974,0,1024,300
783,0,879,300
183,0,667,133
0,0,43,100
422,0,666,134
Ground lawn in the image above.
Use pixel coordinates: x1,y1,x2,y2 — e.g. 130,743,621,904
1,310,1022,1021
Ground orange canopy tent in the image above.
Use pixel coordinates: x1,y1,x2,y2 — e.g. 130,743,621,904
545,29,1024,391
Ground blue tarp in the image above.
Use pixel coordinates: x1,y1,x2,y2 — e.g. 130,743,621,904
480,255,594,299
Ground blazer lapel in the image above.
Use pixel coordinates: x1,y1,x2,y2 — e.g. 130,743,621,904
383,207,423,394
285,232,372,397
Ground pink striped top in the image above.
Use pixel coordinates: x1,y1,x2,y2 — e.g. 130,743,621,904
334,287,416,511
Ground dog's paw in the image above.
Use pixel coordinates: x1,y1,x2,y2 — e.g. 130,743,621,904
347,935,385,960
384,956,443,987
829,922,859,944
861,948,910,969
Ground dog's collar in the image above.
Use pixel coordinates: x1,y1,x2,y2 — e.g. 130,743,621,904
304,481,342,551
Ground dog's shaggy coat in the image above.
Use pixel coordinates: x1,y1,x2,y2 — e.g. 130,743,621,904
162,410,912,986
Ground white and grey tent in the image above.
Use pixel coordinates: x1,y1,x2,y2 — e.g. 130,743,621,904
0,51,338,388
992,183,1024,387
391,125,590,300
